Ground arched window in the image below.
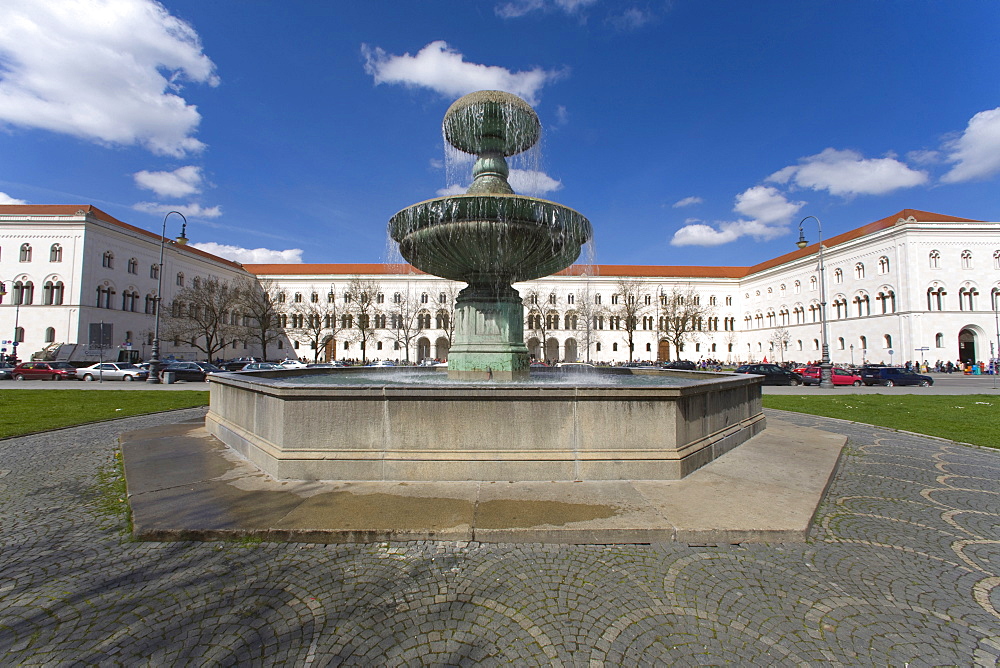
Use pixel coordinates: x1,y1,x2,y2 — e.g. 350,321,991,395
929,250,940,269
436,310,449,329
328,291,336,303
311,292,318,303
176,272,184,287
993,287,1000,310
855,262,865,280
42,280,64,305
594,294,602,305
927,286,946,311
192,277,201,290
102,251,114,268
20,243,31,262
958,287,978,311
810,276,817,291
859,335,867,351
50,244,63,262
838,337,845,350
14,280,34,305
393,292,401,304
884,334,892,349
833,268,843,284
150,264,159,280
294,292,303,303
127,257,137,274
935,333,944,348
994,250,1000,270
878,256,890,273
44,327,55,343
961,250,973,269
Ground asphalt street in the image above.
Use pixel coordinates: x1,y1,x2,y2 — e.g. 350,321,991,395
0,384,998,664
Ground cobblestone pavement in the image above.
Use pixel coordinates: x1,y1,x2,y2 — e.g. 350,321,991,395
1,408,998,666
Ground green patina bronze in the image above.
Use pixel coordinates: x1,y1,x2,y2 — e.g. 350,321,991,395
388,90,593,380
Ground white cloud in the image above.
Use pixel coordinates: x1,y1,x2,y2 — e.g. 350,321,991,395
768,148,928,196
733,185,804,225
133,201,222,218
670,186,802,247
0,0,218,156
673,196,703,208
362,40,563,106
495,0,598,18
906,149,940,166
0,192,27,204
608,7,653,30
941,107,1000,183
435,184,467,197
191,242,303,265
133,165,204,198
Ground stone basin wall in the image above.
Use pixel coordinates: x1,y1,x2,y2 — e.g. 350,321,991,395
205,370,764,481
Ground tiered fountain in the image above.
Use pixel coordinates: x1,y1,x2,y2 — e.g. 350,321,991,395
389,90,592,380
205,91,764,482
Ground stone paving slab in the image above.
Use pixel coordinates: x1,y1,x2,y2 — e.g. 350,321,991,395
122,417,845,544
3,408,999,665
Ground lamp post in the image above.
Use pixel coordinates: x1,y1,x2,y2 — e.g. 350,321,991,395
0,280,22,363
850,343,854,367
797,215,834,388
146,211,188,384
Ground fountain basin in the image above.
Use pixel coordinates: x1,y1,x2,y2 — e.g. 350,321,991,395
205,369,765,482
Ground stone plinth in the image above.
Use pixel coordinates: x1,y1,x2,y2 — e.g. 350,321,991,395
205,370,764,482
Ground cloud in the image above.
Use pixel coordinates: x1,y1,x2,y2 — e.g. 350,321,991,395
133,165,204,198
0,0,219,156
941,107,1000,183
607,7,653,30
435,184,467,197
495,0,598,18
673,196,703,208
768,148,928,196
191,242,303,265
0,192,27,204
362,40,563,106
670,186,803,247
133,201,222,218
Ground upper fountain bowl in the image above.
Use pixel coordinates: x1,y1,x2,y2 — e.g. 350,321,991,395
443,90,540,156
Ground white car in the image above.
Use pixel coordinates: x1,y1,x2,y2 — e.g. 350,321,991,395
78,362,149,382
277,359,308,369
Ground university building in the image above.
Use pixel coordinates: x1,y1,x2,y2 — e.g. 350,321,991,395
1,204,998,367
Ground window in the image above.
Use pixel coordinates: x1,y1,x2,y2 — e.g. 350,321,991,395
193,277,202,290
43,280,64,305
567,293,575,305
277,292,286,303
421,293,429,304
45,327,55,343
594,294,601,305
838,337,845,350
961,250,973,269
548,293,557,305
726,296,733,305
176,272,184,287
926,286,946,311
994,288,1000,311
878,289,897,314
392,292,401,304
710,295,717,305
311,292,319,303
294,292,302,303
150,264,159,280
436,311,449,329
102,251,114,269
958,287,978,311
127,258,137,274
20,243,32,262
834,268,843,284
96,285,115,309
855,262,865,280
929,250,940,269
935,332,944,348
994,250,1000,270
810,276,817,291
878,256,890,273
329,291,336,303
50,244,63,262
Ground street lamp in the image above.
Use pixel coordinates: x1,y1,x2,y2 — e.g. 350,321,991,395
147,211,188,384
850,343,854,367
0,280,23,363
797,215,834,388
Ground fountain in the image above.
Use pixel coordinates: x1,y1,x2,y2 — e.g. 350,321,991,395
204,91,765,482
388,91,592,380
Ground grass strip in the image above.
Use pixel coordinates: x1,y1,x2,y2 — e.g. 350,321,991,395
0,390,209,439
763,394,1000,449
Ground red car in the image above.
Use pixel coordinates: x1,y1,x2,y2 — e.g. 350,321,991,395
12,361,79,381
800,366,862,386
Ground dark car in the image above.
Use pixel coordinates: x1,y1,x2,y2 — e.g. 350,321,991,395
221,357,262,371
860,366,933,387
734,363,803,386
661,360,697,370
160,361,219,382
0,361,14,380
12,361,79,381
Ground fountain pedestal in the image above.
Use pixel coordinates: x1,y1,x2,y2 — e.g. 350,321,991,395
448,284,529,380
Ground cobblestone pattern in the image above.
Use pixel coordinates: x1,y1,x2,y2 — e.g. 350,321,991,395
1,408,998,666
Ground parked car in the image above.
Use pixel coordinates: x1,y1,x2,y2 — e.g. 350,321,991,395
800,366,863,386
78,362,149,382
555,362,596,373
860,366,933,387
529,361,550,368
159,361,219,382
0,361,15,380
366,360,395,367
221,357,262,371
733,363,803,386
238,362,282,372
12,361,79,381
277,359,308,369
661,360,697,370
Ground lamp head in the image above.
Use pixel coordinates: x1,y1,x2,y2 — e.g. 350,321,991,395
176,221,188,246
796,229,808,249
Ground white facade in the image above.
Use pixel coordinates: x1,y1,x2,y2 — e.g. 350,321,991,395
2,205,998,367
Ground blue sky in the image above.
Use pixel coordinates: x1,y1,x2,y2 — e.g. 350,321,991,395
2,0,999,267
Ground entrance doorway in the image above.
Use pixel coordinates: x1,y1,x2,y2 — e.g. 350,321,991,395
958,328,977,364
657,340,670,362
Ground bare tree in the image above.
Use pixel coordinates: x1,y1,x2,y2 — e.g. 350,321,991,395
769,327,791,363
235,276,286,361
610,278,650,363
345,277,382,363
657,285,715,361
523,287,556,361
571,280,603,363
441,282,460,349
724,331,739,364
163,277,241,362
290,288,342,362
386,282,423,363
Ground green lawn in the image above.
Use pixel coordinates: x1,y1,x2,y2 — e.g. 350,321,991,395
0,390,209,439
763,394,1000,449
